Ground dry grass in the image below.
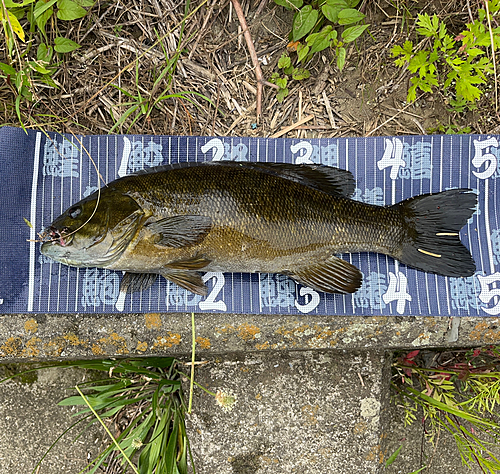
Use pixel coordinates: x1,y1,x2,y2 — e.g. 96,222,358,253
0,0,499,138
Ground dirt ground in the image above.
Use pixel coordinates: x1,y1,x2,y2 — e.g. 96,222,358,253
1,0,499,139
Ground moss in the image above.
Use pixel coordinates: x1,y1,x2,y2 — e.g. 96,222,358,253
0,363,42,384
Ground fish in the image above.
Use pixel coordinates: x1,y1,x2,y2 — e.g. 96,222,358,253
40,161,477,296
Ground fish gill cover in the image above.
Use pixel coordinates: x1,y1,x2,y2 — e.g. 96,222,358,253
0,126,499,317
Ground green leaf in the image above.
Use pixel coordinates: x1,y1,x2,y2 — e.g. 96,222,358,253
292,67,310,80
3,0,36,7
270,72,280,82
278,54,291,69
56,0,87,20
54,36,80,53
407,468,427,474
297,43,310,62
466,47,485,58
0,62,17,75
322,3,345,23
15,70,26,91
416,13,439,37
336,46,346,71
75,0,94,6
342,24,369,43
34,0,57,19
338,8,365,25
37,43,53,62
28,60,51,74
277,87,289,102
408,50,429,74
8,7,25,20
385,445,402,467
306,25,336,54
274,0,303,9
34,0,53,36
58,395,86,406
275,77,287,89
391,45,404,58
292,5,318,41
456,76,483,102
325,0,349,5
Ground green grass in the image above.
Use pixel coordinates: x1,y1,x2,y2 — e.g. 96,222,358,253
392,347,500,473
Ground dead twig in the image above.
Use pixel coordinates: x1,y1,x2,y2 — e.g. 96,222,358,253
365,94,425,137
270,114,315,138
230,0,264,122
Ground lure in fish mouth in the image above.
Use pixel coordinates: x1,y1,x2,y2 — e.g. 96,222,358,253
40,161,477,297
45,226,73,247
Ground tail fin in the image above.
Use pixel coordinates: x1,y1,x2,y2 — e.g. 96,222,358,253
394,189,477,277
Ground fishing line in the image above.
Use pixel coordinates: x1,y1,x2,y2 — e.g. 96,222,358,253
27,132,104,243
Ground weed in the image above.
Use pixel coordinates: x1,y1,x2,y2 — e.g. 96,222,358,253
271,0,369,102
392,3,500,110
0,358,195,474
0,314,235,473
109,27,211,134
0,0,93,124
392,347,500,473
58,358,194,474
427,122,472,134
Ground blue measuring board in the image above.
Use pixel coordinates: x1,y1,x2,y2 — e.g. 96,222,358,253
1,126,499,317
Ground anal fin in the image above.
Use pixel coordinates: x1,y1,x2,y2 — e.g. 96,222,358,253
288,256,362,294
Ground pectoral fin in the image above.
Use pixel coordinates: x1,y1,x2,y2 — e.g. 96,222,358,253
147,215,211,248
120,272,158,294
160,269,208,295
288,256,362,294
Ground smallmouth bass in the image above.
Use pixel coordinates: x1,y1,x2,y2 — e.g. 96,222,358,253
41,161,477,296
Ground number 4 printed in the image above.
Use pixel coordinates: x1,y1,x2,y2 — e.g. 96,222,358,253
377,138,406,180
382,271,412,315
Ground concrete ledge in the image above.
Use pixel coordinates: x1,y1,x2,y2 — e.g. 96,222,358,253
1,313,499,361
187,350,392,473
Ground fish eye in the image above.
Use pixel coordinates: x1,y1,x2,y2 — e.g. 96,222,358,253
68,206,82,219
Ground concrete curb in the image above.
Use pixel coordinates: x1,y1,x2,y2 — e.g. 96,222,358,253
1,313,499,361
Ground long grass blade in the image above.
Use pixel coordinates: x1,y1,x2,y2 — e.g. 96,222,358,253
189,312,196,414
75,385,139,474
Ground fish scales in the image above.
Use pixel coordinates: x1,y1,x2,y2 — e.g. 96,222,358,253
120,164,402,258
41,162,477,296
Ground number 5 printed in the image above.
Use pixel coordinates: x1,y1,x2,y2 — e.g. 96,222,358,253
477,273,500,315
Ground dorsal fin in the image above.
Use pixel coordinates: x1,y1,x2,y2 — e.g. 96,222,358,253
127,161,355,197
246,162,355,197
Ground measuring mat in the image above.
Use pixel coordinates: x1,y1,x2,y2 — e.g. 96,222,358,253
1,126,499,317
